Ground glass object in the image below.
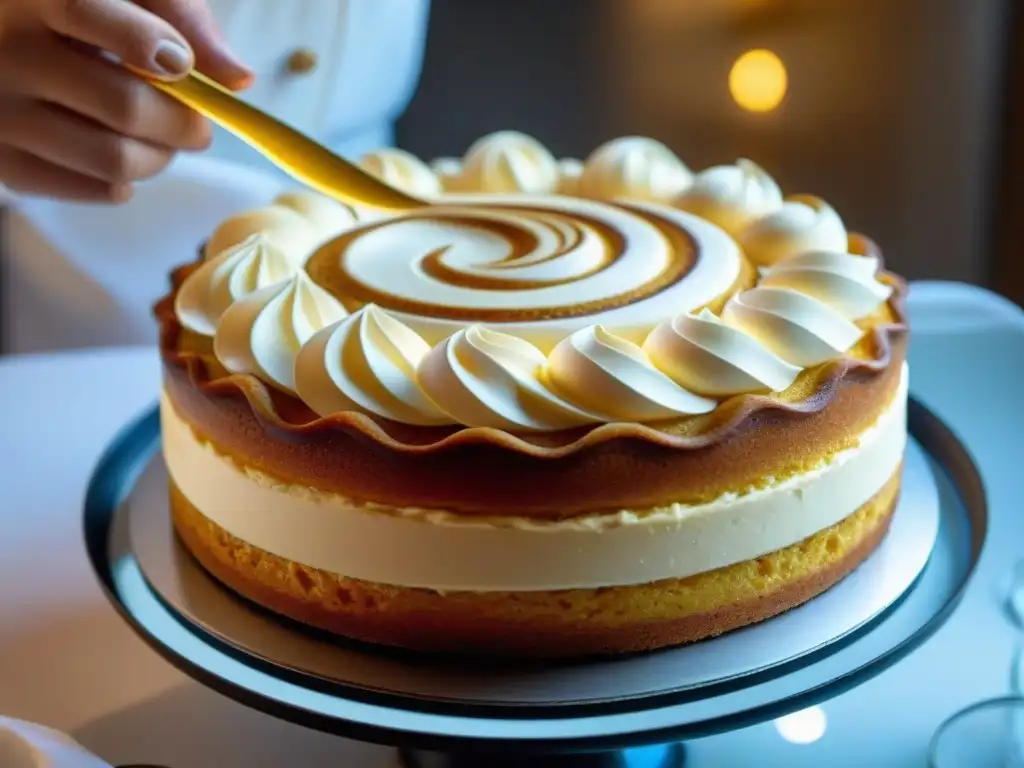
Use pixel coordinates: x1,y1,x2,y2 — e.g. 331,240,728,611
1008,559,1024,630
929,697,1024,768
1014,644,1024,697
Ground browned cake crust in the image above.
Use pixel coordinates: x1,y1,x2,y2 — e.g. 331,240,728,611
170,470,900,658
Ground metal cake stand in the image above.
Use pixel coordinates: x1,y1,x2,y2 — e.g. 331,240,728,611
83,398,986,767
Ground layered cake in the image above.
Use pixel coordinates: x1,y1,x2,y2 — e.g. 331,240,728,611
155,132,908,657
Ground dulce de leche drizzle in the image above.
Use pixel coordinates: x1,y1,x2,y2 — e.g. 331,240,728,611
304,195,739,337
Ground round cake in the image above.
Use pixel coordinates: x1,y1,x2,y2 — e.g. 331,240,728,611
155,132,908,658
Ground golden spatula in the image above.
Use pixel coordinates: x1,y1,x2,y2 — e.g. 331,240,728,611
143,69,425,212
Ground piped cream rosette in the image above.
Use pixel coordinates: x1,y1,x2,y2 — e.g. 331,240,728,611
202,190,366,263
576,136,694,202
175,140,894,433
359,148,444,197
349,130,696,200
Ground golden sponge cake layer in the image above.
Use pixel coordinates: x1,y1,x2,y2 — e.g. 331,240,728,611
171,470,900,658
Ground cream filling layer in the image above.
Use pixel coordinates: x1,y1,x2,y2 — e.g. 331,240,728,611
162,364,907,592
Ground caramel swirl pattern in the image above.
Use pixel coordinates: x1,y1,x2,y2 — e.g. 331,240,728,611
304,194,745,348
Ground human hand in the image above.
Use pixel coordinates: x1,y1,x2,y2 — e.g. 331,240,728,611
0,0,254,202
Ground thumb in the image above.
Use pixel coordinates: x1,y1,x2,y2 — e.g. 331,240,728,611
139,0,254,90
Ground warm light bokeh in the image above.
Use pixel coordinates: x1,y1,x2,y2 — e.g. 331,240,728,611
729,49,788,113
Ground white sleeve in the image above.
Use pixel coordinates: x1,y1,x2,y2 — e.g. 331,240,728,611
322,0,432,138
207,0,431,163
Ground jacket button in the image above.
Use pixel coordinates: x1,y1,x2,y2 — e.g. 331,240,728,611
285,48,318,75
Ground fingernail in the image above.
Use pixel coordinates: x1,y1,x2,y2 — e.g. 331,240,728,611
152,40,193,77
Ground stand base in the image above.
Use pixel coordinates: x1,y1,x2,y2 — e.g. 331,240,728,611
398,743,685,767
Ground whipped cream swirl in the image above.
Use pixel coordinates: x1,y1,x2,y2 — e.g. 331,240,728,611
204,204,320,263
673,159,783,235
721,288,864,368
760,250,893,319
360,148,443,197
203,192,365,265
455,131,560,194
417,325,596,431
272,190,363,244
643,309,802,396
577,137,693,202
295,305,452,425
176,234,298,336
214,272,348,393
737,195,847,267
642,249,891,395
547,326,716,420
291,310,719,430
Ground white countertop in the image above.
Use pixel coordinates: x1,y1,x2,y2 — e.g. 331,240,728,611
0,282,1021,767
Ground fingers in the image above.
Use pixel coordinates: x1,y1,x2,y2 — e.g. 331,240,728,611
40,0,194,79
139,0,253,89
0,0,255,203
38,0,252,89
0,99,175,185
0,34,211,150
0,147,131,202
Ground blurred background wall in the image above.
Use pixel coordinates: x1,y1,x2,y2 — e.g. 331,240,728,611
399,0,1022,304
